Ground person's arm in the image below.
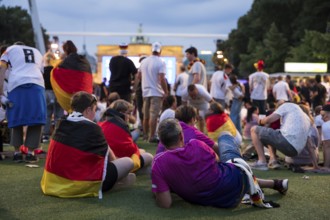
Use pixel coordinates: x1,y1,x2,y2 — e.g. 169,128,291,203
159,73,168,97
108,147,117,161
249,76,253,94
133,70,141,93
191,73,200,84
212,143,220,161
258,112,281,126
0,61,8,95
287,89,293,101
154,191,172,208
173,75,180,92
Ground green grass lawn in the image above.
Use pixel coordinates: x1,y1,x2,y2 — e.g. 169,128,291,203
0,140,329,220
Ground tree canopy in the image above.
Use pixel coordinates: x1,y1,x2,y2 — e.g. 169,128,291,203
223,0,330,76
0,3,49,49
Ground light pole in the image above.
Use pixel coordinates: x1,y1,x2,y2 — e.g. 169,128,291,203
28,0,45,54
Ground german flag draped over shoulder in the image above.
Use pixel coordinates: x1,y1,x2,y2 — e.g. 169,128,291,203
51,53,93,112
41,118,109,198
98,109,141,172
206,113,237,142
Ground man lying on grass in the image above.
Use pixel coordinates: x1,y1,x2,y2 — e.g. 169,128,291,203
151,118,288,208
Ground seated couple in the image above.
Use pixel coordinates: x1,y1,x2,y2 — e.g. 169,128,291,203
41,92,136,198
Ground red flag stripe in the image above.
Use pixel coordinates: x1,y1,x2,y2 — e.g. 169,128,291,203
45,140,105,181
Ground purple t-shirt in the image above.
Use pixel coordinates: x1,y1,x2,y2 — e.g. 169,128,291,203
156,121,214,154
152,139,244,208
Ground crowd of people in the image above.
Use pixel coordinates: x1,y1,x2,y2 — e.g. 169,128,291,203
0,39,330,209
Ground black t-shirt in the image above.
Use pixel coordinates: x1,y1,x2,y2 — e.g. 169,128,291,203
43,66,53,90
311,83,327,106
109,56,137,94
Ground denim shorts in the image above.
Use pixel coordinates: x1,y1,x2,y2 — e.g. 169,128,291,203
255,126,298,157
218,132,242,162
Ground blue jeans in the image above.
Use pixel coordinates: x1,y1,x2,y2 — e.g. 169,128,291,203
230,98,242,134
218,133,242,162
131,129,140,143
43,90,64,136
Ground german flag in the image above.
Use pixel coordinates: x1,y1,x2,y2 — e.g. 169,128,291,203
41,119,109,198
51,54,93,112
98,109,141,172
206,113,237,142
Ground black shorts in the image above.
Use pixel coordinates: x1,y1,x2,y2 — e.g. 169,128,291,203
102,162,118,192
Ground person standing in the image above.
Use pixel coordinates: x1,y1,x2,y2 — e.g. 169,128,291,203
185,47,208,89
42,50,64,142
51,40,93,112
229,74,244,134
249,60,269,115
109,43,137,102
0,42,46,162
139,42,168,143
321,75,330,102
272,75,292,102
311,75,327,110
99,77,109,102
210,64,233,109
173,65,188,107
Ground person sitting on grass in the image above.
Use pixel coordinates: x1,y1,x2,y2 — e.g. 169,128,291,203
206,102,242,146
320,104,330,170
41,91,135,198
152,118,288,209
156,105,216,154
159,95,177,124
99,99,153,173
285,103,320,172
250,101,312,171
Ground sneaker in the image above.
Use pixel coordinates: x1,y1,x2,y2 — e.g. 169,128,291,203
268,160,281,169
148,137,159,144
25,154,39,163
42,136,50,143
273,179,288,195
13,153,24,163
250,161,269,171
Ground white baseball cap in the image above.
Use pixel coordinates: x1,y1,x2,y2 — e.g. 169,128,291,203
152,42,162,53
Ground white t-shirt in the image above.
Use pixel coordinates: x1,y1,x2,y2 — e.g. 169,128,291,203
321,82,330,101
1,45,44,92
175,72,189,97
321,121,330,141
232,84,244,99
314,115,324,128
159,108,175,124
187,61,207,89
249,71,269,100
140,55,167,97
272,80,290,101
274,103,311,153
210,71,231,99
182,84,212,111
